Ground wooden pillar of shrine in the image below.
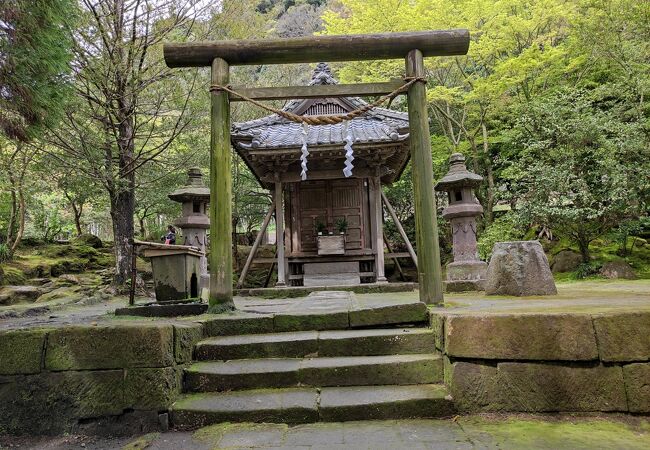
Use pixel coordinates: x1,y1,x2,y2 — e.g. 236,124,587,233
406,49,444,304
370,176,387,283
209,58,234,311
275,180,286,286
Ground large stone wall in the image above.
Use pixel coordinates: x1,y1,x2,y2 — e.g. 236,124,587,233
435,311,650,413
0,322,203,435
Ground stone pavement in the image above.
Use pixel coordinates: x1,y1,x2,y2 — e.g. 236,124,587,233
3,415,649,449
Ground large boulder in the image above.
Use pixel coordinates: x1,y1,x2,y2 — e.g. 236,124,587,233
551,249,583,273
600,261,636,279
72,233,103,249
485,240,557,296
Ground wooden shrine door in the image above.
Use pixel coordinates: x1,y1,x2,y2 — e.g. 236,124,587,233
293,178,366,254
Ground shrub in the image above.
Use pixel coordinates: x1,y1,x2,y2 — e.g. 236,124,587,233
0,243,9,263
477,213,522,261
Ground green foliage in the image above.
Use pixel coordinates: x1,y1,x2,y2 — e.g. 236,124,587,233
504,88,648,260
573,261,604,280
0,243,9,263
477,213,523,261
335,218,348,233
0,0,77,141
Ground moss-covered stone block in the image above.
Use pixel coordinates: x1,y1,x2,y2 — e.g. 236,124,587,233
497,362,627,412
0,370,125,435
593,312,650,362
429,312,444,351
45,324,175,370
174,323,204,364
448,361,503,412
0,328,47,375
124,367,181,410
274,311,349,332
349,302,427,328
202,314,274,337
52,370,126,418
445,314,599,361
623,363,650,412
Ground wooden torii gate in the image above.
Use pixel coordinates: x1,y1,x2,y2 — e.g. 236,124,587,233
163,30,470,310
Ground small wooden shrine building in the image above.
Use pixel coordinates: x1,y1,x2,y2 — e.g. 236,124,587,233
232,63,413,287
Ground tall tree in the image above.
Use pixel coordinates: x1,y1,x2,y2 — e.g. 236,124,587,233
0,0,76,141
47,0,206,286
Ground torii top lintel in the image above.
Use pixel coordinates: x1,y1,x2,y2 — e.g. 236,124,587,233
163,29,470,68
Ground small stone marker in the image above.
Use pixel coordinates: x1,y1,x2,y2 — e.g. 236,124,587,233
485,240,557,296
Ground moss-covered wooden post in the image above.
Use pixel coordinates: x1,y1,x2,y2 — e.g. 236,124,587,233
209,57,234,311
406,49,444,304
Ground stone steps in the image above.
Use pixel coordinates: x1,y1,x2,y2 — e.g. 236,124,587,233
171,384,454,430
185,353,443,392
194,327,437,360
200,298,428,337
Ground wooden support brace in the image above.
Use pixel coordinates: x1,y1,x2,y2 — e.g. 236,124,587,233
381,191,418,270
383,232,406,282
236,204,274,289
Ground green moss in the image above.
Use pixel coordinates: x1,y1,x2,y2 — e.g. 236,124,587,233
122,433,160,450
193,422,289,446
1,266,27,285
0,328,48,375
459,416,650,449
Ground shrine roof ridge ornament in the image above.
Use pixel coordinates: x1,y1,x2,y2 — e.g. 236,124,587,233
163,29,470,68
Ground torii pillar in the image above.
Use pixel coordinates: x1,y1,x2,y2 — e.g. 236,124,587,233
163,30,470,309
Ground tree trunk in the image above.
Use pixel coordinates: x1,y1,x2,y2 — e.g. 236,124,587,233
481,122,495,224
110,186,135,286
139,216,146,238
577,230,591,263
9,182,25,256
71,202,83,236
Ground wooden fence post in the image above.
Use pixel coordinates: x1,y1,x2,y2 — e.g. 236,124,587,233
209,58,234,311
405,49,444,304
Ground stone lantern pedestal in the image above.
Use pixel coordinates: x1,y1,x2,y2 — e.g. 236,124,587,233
168,168,210,300
436,153,487,292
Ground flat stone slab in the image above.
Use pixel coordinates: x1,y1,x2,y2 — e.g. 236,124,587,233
20,415,650,449
171,388,319,429
319,384,454,421
185,354,442,391
194,327,435,360
172,384,453,428
115,303,208,317
197,291,427,335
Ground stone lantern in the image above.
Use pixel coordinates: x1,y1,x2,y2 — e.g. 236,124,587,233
435,153,487,292
168,168,210,291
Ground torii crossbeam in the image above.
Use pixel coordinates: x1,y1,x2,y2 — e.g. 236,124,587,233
163,30,470,310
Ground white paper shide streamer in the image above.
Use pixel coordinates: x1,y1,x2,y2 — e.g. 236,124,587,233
300,122,309,181
343,121,354,178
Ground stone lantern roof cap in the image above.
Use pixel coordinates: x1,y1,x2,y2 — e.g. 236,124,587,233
435,153,483,191
168,167,211,202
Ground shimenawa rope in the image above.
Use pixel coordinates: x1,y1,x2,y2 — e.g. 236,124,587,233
209,77,425,126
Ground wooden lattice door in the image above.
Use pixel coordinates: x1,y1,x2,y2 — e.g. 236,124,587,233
295,179,365,254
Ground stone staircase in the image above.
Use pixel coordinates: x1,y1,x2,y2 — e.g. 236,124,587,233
170,294,454,429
